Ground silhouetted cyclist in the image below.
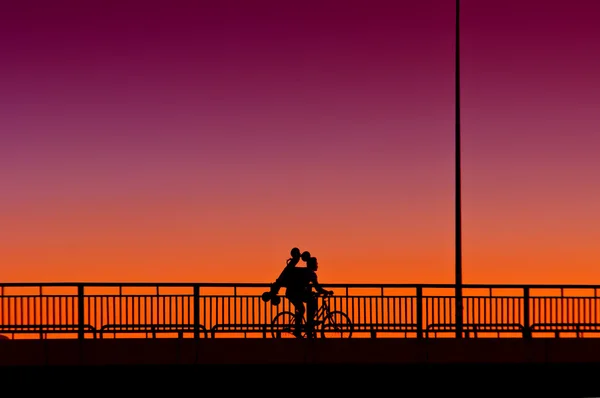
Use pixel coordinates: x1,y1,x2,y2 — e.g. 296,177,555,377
285,256,332,338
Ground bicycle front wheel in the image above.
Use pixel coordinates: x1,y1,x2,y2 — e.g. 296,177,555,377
271,311,298,338
321,310,353,338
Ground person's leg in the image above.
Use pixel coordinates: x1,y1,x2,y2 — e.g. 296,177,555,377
305,295,318,338
288,297,305,338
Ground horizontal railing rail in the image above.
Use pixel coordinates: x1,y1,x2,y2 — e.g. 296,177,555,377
1,282,600,339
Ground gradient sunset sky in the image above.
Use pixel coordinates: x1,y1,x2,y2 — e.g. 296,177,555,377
2,0,599,284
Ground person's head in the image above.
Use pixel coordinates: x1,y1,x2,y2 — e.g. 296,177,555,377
307,256,318,271
290,247,301,259
301,251,311,262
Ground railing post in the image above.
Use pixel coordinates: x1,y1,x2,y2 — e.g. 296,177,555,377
522,287,531,339
77,284,85,340
416,286,423,339
193,284,200,339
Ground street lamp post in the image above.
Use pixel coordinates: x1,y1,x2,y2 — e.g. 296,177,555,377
454,0,464,338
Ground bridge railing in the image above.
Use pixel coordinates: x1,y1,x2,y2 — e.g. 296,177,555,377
1,283,599,339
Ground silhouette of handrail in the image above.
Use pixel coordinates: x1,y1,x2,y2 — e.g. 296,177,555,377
209,323,288,338
351,322,420,338
2,282,600,339
530,322,600,338
3,282,600,288
100,323,207,338
0,324,97,339
426,323,524,338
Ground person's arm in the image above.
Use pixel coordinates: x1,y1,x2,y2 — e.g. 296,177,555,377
310,273,330,295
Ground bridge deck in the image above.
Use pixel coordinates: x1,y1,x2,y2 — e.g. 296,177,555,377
2,337,600,366
3,339,600,395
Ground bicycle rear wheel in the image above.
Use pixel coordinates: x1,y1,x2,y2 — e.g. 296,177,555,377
321,311,353,338
271,311,298,338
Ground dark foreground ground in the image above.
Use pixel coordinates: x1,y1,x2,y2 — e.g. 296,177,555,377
2,363,600,395
2,338,600,395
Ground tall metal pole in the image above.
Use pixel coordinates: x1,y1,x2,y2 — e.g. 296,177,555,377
454,0,464,338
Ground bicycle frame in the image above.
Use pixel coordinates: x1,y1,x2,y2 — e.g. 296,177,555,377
312,295,331,325
270,292,353,338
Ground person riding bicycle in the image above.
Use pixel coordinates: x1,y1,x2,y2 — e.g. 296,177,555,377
285,256,332,338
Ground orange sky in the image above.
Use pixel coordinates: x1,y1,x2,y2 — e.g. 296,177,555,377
3,190,598,285
2,1,599,286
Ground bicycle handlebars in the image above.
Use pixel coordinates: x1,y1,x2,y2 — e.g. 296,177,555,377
313,290,334,297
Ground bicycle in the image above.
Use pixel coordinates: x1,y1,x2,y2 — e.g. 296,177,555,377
270,291,353,338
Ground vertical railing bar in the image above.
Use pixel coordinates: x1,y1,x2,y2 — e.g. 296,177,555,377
193,285,200,339
77,285,85,340
416,287,423,339
523,287,531,338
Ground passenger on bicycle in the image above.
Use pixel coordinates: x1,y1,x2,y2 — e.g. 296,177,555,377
268,247,302,298
286,256,333,338
267,248,314,296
